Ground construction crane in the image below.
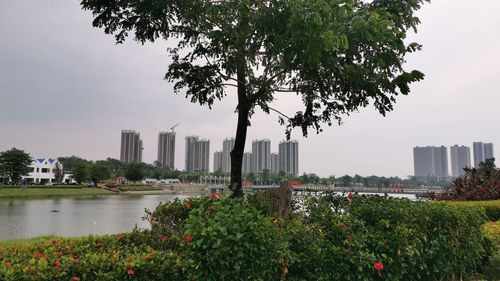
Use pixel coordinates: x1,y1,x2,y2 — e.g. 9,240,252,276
171,123,180,133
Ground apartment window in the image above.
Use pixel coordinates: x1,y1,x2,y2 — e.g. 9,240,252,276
41,168,49,173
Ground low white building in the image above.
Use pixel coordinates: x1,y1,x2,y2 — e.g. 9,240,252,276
24,158,74,184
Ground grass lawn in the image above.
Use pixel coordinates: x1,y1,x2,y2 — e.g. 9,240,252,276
0,235,61,247
0,187,114,198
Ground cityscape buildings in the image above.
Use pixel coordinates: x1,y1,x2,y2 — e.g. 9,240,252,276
242,152,252,175
222,138,235,173
184,136,199,172
252,139,271,173
193,139,210,173
473,142,495,168
279,140,299,176
213,151,223,172
120,130,143,163
271,153,279,174
157,131,175,169
413,146,449,181
450,145,471,177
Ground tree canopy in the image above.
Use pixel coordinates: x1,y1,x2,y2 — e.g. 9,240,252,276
0,148,32,185
81,0,429,197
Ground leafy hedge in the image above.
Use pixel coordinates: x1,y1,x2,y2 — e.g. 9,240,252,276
0,193,495,280
446,200,500,221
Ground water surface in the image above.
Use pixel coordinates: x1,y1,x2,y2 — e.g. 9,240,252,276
0,195,182,240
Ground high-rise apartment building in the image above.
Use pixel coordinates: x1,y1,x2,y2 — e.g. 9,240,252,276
473,142,495,168
271,153,279,174
252,139,271,173
214,151,223,172
242,152,252,175
120,130,143,163
185,136,210,173
193,139,210,173
185,136,199,172
413,146,448,181
222,138,235,173
450,145,471,177
279,140,299,176
157,132,175,169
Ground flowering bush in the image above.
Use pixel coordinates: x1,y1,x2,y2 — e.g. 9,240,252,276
181,196,287,280
0,233,181,281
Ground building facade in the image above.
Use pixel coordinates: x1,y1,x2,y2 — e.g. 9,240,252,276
413,146,449,181
252,139,271,173
214,151,223,172
222,138,235,173
450,145,471,177
120,130,143,163
193,139,210,173
24,158,73,184
279,140,299,176
157,132,175,169
271,153,279,174
242,152,252,175
473,142,495,168
185,136,199,172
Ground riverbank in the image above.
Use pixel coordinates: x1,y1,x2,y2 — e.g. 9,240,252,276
0,187,115,198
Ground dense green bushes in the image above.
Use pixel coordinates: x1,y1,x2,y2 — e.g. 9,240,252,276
447,200,500,221
0,193,495,280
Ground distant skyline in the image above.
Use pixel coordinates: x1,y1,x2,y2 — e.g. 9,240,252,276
1,0,499,178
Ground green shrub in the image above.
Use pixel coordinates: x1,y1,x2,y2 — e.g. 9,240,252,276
447,200,500,221
182,197,287,281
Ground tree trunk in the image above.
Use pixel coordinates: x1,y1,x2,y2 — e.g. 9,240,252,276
230,103,249,198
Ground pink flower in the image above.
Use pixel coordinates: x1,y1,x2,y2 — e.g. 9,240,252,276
55,251,63,255
70,276,80,281
53,259,62,266
95,242,103,248
128,269,135,276
373,261,384,271
4,262,12,267
210,193,217,199
185,202,191,209
207,205,212,212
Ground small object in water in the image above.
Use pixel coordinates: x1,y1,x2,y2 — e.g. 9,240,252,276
50,209,60,213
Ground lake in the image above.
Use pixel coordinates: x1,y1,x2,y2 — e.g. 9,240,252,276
0,195,183,240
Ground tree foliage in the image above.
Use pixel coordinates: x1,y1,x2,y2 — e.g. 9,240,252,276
0,148,32,185
88,162,110,186
81,0,429,196
125,162,145,182
53,162,65,184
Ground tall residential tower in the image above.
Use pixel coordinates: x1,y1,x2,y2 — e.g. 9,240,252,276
279,140,299,176
120,130,143,163
157,132,175,169
450,145,471,177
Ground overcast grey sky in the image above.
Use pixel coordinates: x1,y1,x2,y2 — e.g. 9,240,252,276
0,0,499,178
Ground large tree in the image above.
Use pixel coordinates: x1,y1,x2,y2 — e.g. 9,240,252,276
81,0,428,197
0,148,32,185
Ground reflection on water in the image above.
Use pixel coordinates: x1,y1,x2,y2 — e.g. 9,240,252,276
0,195,183,240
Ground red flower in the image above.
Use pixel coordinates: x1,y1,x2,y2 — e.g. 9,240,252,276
35,252,44,258
207,205,212,212
373,261,384,271
128,269,135,276
185,202,191,209
339,223,346,231
185,234,191,242
347,193,354,200
95,242,103,248
54,259,62,266
70,276,80,281
218,194,222,198
4,262,12,267
210,193,217,199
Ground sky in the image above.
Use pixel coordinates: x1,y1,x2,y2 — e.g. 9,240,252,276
0,0,499,178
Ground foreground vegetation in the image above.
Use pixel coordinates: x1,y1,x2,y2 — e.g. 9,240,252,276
0,193,497,280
